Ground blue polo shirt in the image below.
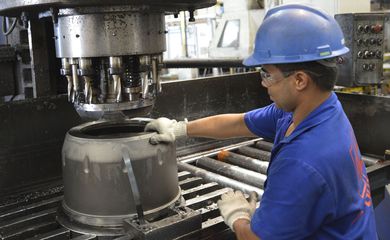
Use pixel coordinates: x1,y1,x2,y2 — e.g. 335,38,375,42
244,92,377,240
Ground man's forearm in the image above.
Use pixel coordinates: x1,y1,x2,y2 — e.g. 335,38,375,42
187,114,255,139
233,219,261,240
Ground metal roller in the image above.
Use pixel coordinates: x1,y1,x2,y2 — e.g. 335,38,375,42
362,155,380,167
196,157,266,188
254,140,274,152
217,150,268,175
237,146,271,162
178,162,264,198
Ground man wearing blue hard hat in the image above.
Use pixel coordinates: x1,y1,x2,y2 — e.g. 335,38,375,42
146,3,378,240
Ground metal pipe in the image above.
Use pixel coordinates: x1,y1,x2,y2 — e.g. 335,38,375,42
196,156,266,187
196,157,266,188
254,140,274,152
217,150,269,175
162,59,245,68
362,155,380,166
178,162,263,197
237,146,271,162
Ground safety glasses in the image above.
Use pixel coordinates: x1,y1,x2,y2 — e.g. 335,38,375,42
259,67,296,88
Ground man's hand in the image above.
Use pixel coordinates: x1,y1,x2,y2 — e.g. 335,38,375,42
144,117,187,144
217,190,258,231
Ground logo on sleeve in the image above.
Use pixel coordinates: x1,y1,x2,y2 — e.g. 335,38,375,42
349,131,372,208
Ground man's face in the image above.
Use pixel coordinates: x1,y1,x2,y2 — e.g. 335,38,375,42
260,65,298,112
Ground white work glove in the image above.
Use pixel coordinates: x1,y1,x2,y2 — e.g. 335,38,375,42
217,190,258,231
144,117,188,144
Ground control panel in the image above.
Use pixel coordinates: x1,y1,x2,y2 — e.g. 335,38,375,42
335,13,385,86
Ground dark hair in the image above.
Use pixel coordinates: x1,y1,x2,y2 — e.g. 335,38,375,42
275,60,338,91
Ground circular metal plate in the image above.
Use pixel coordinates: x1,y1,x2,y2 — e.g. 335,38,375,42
56,206,125,236
74,99,154,120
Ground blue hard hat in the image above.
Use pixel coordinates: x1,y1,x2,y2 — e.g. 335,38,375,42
243,4,349,66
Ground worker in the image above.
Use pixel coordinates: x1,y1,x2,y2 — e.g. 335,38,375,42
145,4,377,240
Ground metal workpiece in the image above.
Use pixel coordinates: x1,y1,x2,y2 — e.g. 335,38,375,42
54,10,166,58
0,0,216,16
254,140,274,152
237,146,271,162
74,100,154,120
178,162,264,198
218,150,269,175
61,120,181,232
196,157,266,188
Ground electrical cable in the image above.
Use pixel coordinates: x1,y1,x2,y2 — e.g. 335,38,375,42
2,16,17,36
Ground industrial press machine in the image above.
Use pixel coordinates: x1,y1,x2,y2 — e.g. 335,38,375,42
0,1,390,240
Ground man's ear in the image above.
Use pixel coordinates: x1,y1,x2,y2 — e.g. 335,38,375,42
294,71,310,91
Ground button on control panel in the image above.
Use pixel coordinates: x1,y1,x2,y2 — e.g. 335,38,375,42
335,13,385,86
